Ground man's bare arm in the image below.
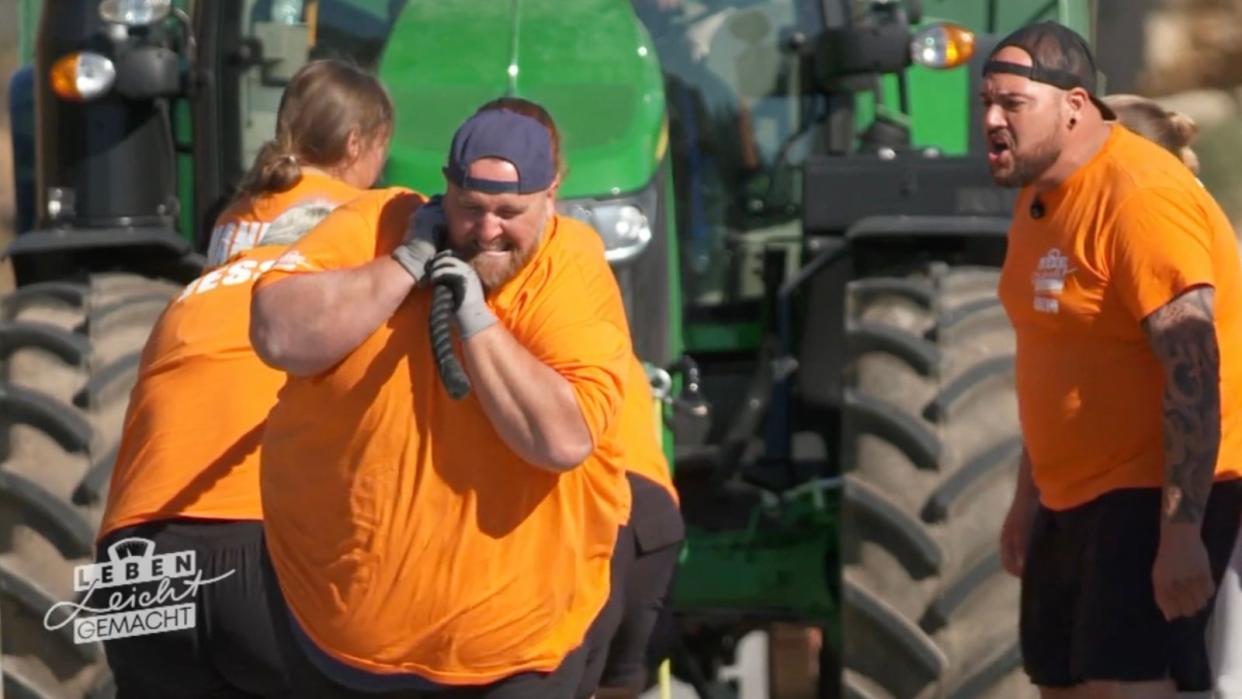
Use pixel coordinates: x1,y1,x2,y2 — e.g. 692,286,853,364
250,257,415,376
999,446,1040,576
1143,286,1220,526
461,325,595,472
1146,285,1221,620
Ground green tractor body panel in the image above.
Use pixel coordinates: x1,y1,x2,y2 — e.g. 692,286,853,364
379,0,666,201
673,485,841,619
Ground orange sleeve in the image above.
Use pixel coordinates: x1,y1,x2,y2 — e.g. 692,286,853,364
520,254,632,449
253,205,378,291
1109,187,1216,322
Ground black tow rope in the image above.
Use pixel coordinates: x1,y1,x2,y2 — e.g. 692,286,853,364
429,279,472,400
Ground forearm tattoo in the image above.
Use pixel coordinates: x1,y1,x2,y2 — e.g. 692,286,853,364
1143,287,1220,524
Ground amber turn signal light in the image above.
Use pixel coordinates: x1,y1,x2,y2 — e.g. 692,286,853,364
910,22,976,70
50,51,117,102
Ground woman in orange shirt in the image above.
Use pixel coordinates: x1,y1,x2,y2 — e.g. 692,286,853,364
93,59,391,699
206,60,392,267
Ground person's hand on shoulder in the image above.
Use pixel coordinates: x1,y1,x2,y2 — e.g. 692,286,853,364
392,195,445,285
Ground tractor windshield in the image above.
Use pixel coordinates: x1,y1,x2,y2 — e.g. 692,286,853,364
233,0,408,177
633,0,827,309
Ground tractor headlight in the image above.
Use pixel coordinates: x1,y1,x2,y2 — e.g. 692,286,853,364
910,22,976,69
558,181,658,265
99,0,172,26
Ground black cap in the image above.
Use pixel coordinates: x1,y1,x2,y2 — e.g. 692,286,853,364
983,21,1116,121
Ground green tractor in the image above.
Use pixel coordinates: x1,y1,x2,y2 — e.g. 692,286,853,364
1,0,1096,697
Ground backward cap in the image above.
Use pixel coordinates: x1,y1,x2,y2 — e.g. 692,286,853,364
443,109,557,195
983,21,1116,120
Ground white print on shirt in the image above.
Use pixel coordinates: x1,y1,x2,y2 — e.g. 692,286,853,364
176,259,280,302
270,249,309,273
1031,248,1077,314
206,221,271,267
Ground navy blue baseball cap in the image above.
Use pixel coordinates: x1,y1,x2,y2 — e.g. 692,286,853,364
443,109,557,195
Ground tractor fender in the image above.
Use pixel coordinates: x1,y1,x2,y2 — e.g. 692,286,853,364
3,226,194,260
844,215,1011,241
4,227,206,287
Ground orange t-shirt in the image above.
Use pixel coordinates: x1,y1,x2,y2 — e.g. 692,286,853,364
999,125,1242,510
254,188,633,684
205,170,363,267
98,245,302,539
619,357,677,505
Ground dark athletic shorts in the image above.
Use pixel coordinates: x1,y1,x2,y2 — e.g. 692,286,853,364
97,519,290,699
260,524,635,699
1021,478,1242,691
590,473,685,693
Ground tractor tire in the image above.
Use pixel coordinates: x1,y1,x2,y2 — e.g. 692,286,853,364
840,263,1032,699
1,273,180,699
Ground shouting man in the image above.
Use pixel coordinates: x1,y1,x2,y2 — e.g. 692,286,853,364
986,21,1242,699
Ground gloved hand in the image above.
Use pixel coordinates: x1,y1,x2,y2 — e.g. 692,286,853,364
392,195,444,284
428,251,497,339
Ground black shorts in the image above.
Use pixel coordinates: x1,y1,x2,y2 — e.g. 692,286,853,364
260,526,635,699
96,519,289,699
1021,479,1242,691
590,473,685,693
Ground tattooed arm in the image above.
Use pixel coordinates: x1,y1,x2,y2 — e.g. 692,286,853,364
1144,285,1220,619
1144,286,1221,524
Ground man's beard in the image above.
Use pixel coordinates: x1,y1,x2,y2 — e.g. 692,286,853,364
460,209,549,291
468,242,538,290
992,131,1062,188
